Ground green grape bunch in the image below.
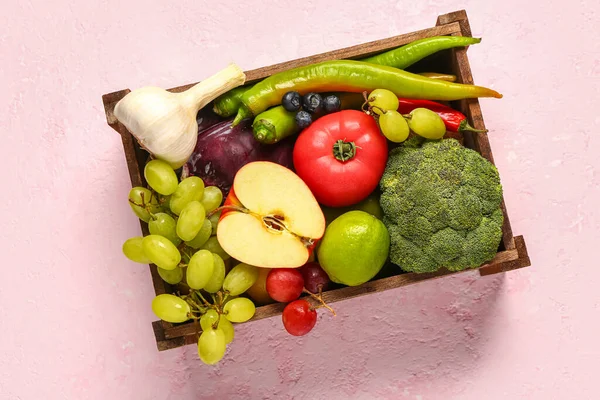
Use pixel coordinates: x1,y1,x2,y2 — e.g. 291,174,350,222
362,89,446,144
121,158,259,365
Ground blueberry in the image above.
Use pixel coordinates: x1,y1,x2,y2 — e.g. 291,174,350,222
302,93,323,114
282,91,302,112
295,111,312,129
323,95,341,113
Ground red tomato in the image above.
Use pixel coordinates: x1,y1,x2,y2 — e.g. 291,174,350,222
293,110,388,207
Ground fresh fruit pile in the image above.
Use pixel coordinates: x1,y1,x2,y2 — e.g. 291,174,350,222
115,34,505,366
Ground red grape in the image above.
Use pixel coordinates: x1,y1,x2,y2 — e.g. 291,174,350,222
282,299,317,336
299,262,330,293
266,268,304,303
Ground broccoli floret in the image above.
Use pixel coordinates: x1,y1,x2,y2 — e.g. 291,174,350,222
380,138,504,273
447,186,483,230
426,228,465,265
387,224,438,273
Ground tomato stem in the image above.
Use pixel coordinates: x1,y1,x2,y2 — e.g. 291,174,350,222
333,139,357,162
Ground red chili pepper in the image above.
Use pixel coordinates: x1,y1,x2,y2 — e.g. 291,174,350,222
397,98,487,133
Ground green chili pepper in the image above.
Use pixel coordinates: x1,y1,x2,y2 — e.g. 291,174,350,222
361,36,481,68
233,59,502,125
333,75,456,110
418,72,457,82
212,86,249,117
252,106,300,144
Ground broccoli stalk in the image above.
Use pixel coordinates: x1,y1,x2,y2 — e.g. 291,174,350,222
379,138,503,273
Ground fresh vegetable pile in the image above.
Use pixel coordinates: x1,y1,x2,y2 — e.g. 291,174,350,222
115,35,505,366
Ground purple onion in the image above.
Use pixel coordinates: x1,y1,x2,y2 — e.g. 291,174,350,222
196,107,224,133
183,118,295,194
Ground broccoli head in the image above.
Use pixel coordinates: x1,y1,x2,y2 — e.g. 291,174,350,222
380,138,503,273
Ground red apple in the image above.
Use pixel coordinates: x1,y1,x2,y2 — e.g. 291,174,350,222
217,162,325,268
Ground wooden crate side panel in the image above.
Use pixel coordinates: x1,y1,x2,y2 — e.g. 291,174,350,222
153,321,190,351
479,235,530,276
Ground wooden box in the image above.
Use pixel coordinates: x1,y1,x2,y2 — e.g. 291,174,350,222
102,10,531,351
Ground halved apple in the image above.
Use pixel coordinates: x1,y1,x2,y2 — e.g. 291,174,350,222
217,161,325,268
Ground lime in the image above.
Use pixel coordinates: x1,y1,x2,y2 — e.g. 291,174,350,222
317,210,390,286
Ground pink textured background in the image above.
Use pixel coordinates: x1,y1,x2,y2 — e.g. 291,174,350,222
1,1,598,399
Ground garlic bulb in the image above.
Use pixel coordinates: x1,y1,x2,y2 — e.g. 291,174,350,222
114,64,246,168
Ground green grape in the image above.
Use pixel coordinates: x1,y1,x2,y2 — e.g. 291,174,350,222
222,263,259,296
201,186,223,213
128,187,161,222
368,89,399,115
170,176,205,215
197,329,226,365
218,317,234,344
185,219,212,249
151,294,190,323
157,266,183,285
144,159,178,195
142,234,181,270
176,201,206,241
407,107,447,139
148,213,181,245
201,236,230,260
186,250,214,290
200,310,234,344
222,295,237,306
379,110,410,143
200,309,220,331
204,253,226,293
122,236,150,263
208,211,221,235
223,297,256,323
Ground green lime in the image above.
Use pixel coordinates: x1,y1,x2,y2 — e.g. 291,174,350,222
317,210,390,286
